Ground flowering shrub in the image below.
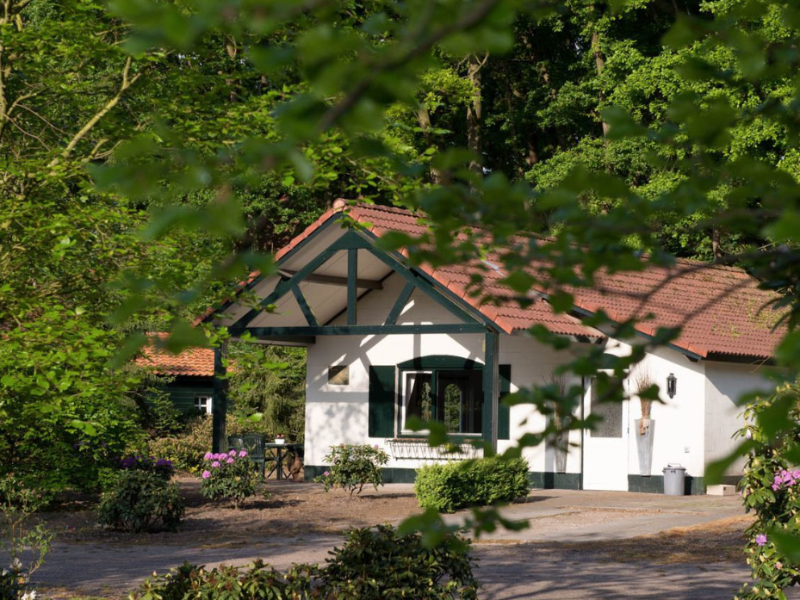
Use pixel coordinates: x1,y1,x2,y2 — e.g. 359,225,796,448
314,444,389,497
131,525,477,600
119,455,175,479
199,450,260,509
736,383,800,599
98,471,184,532
0,475,53,600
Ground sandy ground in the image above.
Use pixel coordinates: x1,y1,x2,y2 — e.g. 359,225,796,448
18,479,772,599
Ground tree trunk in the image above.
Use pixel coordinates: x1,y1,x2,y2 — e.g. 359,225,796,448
467,54,485,173
711,227,724,259
416,104,443,183
591,30,610,137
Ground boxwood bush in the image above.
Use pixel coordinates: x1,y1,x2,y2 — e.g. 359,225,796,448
415,457,531,513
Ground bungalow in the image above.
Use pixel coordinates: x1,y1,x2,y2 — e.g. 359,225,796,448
137,336,216,415
199,201,782,494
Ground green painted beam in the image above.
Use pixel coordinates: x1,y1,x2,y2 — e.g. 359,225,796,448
351,229,500,331
292,285,318,327
229,230,371,330
482,331,499,453
385,281,415,326
347,248,357,325
200,216,341,324
360,243,481,326
278,269,383,290
212,343,228,453
229,324,489,337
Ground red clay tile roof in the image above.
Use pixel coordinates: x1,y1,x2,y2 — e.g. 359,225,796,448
136,335,214,377
201,201,785,361
346,202,785,360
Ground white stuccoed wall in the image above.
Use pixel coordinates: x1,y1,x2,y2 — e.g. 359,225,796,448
704,361,772,476
304,272,580,472
304,269,760,484
605,342,707,479
497,334,585,476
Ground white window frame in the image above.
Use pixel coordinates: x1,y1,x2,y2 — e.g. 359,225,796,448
194,394,213,415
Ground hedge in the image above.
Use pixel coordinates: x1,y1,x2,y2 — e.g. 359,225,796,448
415,457,531,513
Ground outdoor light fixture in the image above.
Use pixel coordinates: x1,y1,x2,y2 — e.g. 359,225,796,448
666,373,677,398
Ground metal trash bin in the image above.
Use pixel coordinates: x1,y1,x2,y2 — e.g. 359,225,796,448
663,463,686,496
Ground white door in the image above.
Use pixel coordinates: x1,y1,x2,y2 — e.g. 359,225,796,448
582,379,629,491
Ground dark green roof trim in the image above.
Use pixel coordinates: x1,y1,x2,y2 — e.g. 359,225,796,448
397,355,484,370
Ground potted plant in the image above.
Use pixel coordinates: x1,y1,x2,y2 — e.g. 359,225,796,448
547,374,569,474
633,369,656,476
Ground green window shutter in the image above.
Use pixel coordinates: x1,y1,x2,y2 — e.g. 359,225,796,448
369,366,396,438
498,364,511,440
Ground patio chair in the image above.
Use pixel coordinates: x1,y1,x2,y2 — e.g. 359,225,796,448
228,433,270,477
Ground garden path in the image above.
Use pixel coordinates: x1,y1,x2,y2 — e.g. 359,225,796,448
29,482,767,599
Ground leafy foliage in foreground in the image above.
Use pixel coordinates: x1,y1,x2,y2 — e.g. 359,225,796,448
131,525,477,600
737,384,800,599
98,470,184,532
314,444,390,497
0,474,54,600
415,458,531,513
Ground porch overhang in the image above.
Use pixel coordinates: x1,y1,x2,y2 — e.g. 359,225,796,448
207,213,504,453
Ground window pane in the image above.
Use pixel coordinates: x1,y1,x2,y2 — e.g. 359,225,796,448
404,373,433,429
442,383,463,433
194,396,212,414
591,385,622,438
437,371,483,434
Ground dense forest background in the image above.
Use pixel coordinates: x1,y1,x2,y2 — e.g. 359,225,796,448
0,0,791,490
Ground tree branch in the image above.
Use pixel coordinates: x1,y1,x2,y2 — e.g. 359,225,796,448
49,56,141,168
317,0,502,133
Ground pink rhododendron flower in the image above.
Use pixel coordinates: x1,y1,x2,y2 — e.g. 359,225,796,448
323,471,330,476
212,461,221,468
756,534,768,547
204,452,213,460
202,470,211,479
226,458,235,464
239,450,248,457
219,452,228,460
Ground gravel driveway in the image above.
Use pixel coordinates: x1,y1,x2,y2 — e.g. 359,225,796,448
25,483,761,599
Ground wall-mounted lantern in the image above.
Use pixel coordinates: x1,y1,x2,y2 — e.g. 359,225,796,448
666,373,677,398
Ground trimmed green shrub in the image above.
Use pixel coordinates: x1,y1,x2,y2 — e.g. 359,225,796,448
415,457,531,513
199,449,261,509
130,525,478,600
98,470,184,532
314,444,389,497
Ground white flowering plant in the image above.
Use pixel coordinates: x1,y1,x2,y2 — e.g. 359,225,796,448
0,475,53,600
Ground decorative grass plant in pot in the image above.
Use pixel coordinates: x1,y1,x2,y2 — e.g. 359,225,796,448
547,374,569,474
633,369,656,476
